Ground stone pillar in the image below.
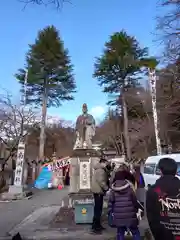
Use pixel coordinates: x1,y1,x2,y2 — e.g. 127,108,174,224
69,149,99,224
69,157,79,193
69,149,99,194
2,142,32,200
11,142,26,191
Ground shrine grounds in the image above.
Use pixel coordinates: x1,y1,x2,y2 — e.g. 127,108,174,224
0,187,149,240
0,188,68,238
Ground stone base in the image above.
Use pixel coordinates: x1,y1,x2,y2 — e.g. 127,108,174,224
1,185,32,201
70,191,93,198
69,150,100,194
50,205,117,237
9,185,24,194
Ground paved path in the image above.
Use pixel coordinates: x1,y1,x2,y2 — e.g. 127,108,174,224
0,188,150,239
0,188,68,237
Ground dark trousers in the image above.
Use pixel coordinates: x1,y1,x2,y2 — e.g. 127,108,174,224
117,226,141,240
92,193,103,230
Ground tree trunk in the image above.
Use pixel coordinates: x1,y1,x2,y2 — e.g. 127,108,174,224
120,132,125,156
0,164,6,190
39,84,48,161
122,93,131,161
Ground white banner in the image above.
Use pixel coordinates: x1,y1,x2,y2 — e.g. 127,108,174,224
79,158,91,189
48,157,71,171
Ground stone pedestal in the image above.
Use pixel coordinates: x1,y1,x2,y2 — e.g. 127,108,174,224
69,149,100,224
3,185,26,200
8,185,24,194
69,149,100,194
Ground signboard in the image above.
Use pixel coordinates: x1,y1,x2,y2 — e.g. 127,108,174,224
74,199,94,205
79,158,91,189
48,157,71,171
14,143,25,186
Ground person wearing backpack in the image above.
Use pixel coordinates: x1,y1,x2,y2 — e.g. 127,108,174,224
146,157,180,240
108,170,141,240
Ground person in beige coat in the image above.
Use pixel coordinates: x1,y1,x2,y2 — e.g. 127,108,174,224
91,158,109,234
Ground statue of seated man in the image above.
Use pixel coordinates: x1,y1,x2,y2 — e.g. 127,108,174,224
74,103,95,149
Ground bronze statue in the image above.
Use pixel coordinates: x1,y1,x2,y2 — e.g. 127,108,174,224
74,104,95,149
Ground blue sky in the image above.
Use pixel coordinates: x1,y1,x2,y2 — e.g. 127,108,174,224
0,0,162,121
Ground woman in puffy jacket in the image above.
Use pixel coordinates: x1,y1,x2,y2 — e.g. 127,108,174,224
108,170,141,240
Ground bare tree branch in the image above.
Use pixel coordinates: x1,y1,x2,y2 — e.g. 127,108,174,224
157,0,180,62
0,93,39,170
18,0,71,9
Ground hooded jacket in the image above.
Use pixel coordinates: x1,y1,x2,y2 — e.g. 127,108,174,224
146,175,180,240
91,162,109,194
108,180,139,227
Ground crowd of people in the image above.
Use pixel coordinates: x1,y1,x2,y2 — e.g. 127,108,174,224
91,157,180,240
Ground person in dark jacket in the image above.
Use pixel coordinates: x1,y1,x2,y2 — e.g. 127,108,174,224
105,162,112,188
146,157,180,240
133,164,145,188
91,158,109,234
133,164,145,206
108,171,141,240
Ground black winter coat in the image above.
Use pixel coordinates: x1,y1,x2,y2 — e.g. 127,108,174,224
146,175,180,240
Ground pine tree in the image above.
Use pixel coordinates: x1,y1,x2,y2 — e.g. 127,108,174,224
93,31,148,160
15,25,76,160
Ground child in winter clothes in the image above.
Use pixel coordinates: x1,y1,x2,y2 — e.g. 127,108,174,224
108,170,141,240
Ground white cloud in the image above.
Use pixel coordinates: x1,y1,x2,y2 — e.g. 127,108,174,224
90,106,106,119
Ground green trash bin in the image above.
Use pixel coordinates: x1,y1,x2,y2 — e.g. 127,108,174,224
74,199,94,224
